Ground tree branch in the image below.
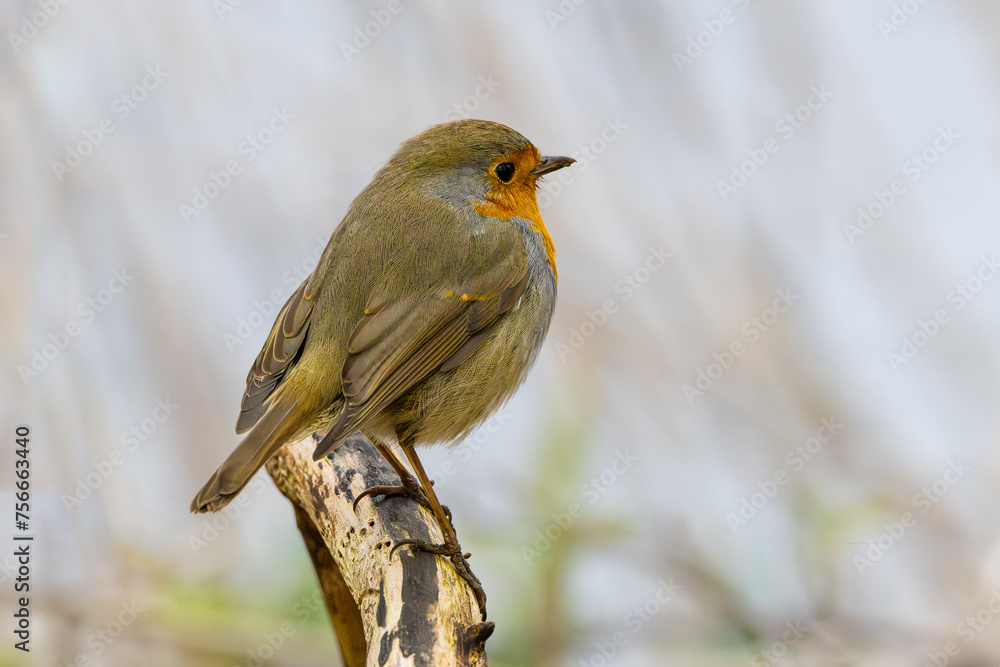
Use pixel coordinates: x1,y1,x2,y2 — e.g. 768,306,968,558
266,433,493,667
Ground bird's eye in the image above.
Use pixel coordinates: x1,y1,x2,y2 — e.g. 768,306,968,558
494,162,515,183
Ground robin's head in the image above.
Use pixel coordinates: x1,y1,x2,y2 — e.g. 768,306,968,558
384,120,574,275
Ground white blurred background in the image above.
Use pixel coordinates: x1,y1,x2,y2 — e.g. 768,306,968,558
4,1,1000,665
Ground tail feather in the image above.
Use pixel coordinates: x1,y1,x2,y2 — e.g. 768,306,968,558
190,401,301,513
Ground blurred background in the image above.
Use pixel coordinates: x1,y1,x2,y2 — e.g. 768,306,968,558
4,0,1000,664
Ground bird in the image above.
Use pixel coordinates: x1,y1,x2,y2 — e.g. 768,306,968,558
190,119,574,620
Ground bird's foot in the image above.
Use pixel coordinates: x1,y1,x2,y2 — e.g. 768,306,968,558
391,534,487,621
352,478,454,531
352,472,434,514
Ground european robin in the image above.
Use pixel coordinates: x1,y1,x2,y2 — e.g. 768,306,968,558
191,119,574,619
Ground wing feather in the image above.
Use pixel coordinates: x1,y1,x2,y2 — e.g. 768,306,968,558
311,229,529,459
236,279,316,433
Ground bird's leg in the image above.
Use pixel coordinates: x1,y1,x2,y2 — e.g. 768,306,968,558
389,435,487,620
352,436,433,515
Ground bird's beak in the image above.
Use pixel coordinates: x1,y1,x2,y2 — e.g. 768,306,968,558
532,155,576,176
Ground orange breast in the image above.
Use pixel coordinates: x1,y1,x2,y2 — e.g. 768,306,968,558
473,151,558,280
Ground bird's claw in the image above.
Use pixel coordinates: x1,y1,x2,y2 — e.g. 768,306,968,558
352,478,433,514
391,535,487,620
